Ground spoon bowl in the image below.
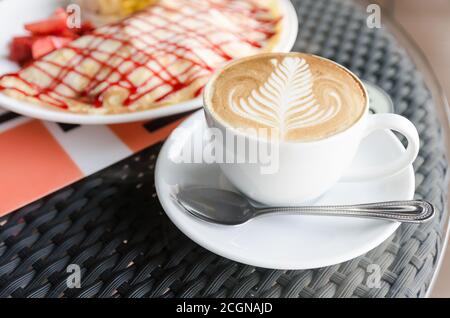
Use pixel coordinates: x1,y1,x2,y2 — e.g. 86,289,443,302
175,188,256,225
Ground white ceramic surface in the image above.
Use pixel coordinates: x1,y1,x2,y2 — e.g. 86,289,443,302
0,0,298,124
203,55,420,205
155,110,415,270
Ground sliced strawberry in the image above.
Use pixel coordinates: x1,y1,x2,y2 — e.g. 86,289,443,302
32,36,56,59
8,8,90,65
70,21,94,36
50,36,73,48
53,8,68,20
59,28,80,39
25,16,67,36
80,22,95,35
11,36,34,48
31,36,73,59
9,36,34,65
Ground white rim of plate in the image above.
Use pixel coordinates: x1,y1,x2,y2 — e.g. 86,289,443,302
0,0,299,124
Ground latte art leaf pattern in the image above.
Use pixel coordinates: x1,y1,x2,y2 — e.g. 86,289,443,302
229,57,342,138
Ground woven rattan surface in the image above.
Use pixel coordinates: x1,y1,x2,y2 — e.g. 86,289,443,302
0,0,448,298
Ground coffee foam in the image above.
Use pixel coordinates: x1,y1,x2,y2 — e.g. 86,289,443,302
205,53,367,142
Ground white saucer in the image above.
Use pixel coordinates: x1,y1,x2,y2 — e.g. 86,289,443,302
155,95,415,270
155,109,415,270
155,115,415,270
0,0,298,124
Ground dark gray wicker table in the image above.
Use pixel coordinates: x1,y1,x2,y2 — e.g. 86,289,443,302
0,0,448,298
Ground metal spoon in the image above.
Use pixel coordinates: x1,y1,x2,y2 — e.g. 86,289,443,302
173,187,435,225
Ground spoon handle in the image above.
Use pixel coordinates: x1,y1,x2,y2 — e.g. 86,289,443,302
256,200,435,223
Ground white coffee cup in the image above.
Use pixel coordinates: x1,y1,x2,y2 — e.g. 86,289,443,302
203,55,420,206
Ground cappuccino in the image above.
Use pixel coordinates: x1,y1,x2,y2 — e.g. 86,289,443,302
205,53,367,141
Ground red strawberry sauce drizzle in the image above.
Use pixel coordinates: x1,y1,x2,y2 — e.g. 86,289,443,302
0,0,280,110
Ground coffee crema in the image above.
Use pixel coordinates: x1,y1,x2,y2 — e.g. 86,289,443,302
205,53,367,141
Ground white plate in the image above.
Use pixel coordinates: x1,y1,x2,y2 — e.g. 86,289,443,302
155,109,415,270
0,0,298,124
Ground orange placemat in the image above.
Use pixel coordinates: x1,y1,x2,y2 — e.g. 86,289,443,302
0,107,192,217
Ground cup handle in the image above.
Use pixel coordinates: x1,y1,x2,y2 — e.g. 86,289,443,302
341,113,420,182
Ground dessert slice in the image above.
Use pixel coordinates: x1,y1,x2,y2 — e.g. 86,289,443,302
0,0,282,114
